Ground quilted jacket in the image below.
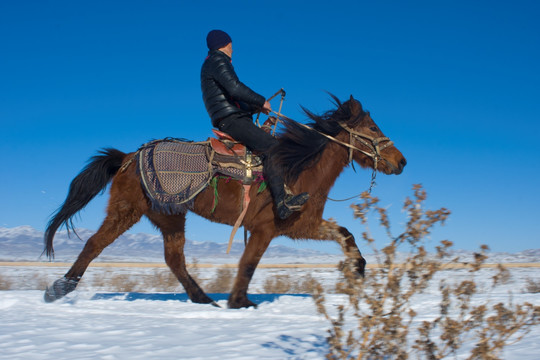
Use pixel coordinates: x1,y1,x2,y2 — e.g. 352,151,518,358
201,50,266,127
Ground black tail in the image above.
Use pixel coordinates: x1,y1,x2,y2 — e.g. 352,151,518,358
44,148,127,259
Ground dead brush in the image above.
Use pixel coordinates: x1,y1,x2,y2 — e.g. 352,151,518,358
263,274,293,293
524,277,540,293
105,273,139,292
150,268,180,291
294,273,321,294
314,185,540,359
205,267,234,293
0,271,50,291
188,257,203,285
0,273,13,290
263,273,322,294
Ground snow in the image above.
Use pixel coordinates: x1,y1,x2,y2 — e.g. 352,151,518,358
0,291,328,360
0,266,539,359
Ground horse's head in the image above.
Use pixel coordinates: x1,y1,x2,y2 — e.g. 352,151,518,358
338,95,407,175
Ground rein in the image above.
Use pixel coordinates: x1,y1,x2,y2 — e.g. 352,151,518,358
270,110,394,197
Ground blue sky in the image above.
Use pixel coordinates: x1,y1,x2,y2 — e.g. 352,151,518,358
1,1,539,255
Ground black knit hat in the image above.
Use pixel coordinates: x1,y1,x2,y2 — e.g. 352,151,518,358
206,30,232,50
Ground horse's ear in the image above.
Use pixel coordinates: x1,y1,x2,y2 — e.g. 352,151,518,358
349,95,361,116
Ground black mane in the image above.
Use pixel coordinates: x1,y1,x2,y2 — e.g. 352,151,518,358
269,94,366,183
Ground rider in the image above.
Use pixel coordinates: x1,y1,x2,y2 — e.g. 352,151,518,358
200,29,309,220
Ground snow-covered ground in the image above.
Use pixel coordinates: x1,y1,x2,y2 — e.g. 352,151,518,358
0,265,539,359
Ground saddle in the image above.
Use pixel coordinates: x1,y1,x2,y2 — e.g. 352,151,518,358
209,129,247,157
208,115,277,157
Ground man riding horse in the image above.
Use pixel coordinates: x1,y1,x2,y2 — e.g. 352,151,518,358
201,30,309,220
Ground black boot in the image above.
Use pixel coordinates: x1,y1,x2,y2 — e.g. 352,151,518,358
263,161,309,219
276,192,310,220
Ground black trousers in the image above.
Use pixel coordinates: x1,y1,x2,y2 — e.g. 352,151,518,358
217,114,286,202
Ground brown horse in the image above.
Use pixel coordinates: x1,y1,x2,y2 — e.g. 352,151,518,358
43,95,406,308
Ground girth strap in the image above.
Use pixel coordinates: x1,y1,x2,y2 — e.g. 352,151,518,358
226,184,252,254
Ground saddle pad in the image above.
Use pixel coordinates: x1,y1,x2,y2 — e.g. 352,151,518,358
137,139,213,213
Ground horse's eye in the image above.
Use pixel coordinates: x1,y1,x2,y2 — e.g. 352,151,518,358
370,126,378,132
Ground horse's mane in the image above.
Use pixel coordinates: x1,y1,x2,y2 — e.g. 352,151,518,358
269,94,366,183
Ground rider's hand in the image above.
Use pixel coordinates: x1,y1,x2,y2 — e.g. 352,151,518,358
262,101,272,115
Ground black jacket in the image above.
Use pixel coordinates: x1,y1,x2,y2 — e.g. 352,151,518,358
201,50,266,127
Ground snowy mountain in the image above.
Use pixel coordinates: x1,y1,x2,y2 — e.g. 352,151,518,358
1,226,539,264
0,226,333,263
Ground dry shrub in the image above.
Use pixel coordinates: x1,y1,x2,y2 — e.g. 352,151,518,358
105,274,139,292
89,268,179,292
0,273,13,290
263,274,293,293
90,272,108,290
295,273,321,294
524,278,540,293
0,271,51,290
151,268,180,291
205,267,234,293
314,185,540,359
263,273,321,294
35,275,50,291
188,257,203,285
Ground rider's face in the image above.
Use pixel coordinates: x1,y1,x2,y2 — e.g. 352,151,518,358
222,43,233,57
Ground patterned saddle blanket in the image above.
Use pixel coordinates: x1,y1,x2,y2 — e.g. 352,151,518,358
136,138,263,214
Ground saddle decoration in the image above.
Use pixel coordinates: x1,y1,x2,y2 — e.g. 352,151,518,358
135,133,266,254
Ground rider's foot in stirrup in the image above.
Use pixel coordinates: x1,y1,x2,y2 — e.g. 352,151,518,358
277,192,310,220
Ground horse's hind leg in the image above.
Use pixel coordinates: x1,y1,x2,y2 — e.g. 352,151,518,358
148,213,215,305
228,228,273,309
44,192,144,302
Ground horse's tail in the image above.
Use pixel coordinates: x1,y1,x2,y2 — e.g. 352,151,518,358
44,148,127,259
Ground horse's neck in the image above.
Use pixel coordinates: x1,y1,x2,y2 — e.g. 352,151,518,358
295,140,349,198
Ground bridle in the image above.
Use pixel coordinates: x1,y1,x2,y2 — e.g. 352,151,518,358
336,123,393,168
270,110,394,195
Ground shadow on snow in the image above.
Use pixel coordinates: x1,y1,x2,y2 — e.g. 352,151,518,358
91,292,311,304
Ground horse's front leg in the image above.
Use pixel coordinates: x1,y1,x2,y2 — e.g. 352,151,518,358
317,219,366,277
228,229,273,309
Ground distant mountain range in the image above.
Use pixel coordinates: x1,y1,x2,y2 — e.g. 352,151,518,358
1,226,539,264
0,226,333,264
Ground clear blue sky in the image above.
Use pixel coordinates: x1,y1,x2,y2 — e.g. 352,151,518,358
1,1,539,254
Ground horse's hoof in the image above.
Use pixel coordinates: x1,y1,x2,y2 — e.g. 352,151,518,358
189,292,216,305
227,296,257,309
44,277,78,303
357,257,367,278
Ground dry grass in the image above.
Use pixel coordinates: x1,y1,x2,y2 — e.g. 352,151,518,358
263,274,293,293
152,268,180,291
0,261,320,294
105,274,139,292
87,268,181,292
204,267,234,293
0,272,52,290
263,273,321,294
524,277,540,293
0,273,12,290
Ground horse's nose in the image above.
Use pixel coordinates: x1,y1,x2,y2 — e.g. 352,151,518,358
399,158,407,171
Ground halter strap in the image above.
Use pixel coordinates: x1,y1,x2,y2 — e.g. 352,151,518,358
339,123,394,164
289,120,393,165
